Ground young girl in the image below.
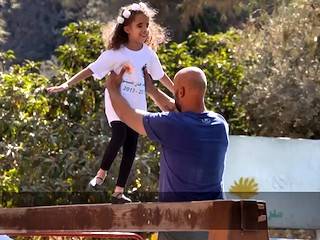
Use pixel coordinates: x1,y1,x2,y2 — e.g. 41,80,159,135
47,2,173,203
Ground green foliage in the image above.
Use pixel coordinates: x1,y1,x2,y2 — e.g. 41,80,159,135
53,21,106,120
0,48,108,202
8,0,319,204
180,0,284,36
0,60,50,198
1,17,248,205
1,168,19,192
0,60,111,206
0,21,154,205
0,49,15,72
56,21,104,74
158,31,248,134
235,0,320,138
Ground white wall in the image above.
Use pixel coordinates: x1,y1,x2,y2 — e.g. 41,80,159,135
224,135,320,229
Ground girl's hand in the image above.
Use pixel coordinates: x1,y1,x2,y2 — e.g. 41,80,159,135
46,83,69,93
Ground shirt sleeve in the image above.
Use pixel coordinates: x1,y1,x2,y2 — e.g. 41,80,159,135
216,113,229,135
146,49,164,81
143,112,174,144
87,50,114,79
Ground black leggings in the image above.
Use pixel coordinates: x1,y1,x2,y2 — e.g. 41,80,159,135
100,121,139,188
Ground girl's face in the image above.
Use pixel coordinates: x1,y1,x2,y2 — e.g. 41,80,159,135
124,13,149,45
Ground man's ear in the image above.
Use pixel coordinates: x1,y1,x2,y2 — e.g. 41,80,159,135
179,87,185,98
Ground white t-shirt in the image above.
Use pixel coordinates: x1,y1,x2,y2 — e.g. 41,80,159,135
87,44,164,125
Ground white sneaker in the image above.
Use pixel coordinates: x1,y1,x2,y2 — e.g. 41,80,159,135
89,175,105,187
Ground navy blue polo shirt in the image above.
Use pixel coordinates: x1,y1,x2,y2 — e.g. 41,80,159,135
143,111,229,202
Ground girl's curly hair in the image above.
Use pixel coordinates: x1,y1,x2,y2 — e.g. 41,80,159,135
101,2,169,51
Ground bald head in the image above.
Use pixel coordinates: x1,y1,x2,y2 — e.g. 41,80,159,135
174,67,207,95
173,67,207,112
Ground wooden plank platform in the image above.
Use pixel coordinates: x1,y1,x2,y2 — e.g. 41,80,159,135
0,200,269,240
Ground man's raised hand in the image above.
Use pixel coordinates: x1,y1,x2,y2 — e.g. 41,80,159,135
105,66,127,91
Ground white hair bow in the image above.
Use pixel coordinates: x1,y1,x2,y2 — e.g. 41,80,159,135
117,2,147,24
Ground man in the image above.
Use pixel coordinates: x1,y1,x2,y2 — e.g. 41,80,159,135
106,66,229,239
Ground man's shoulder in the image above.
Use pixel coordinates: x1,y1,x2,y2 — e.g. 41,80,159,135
142,111,177,142
207,111,229,135
143,111,179,127
144,111,173,119
207,111,228,123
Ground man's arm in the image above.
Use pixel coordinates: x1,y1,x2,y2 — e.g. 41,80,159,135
106,70,147,136
148,86,176,112
144,68,176,112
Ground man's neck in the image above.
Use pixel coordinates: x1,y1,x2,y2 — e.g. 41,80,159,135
182,104,206,113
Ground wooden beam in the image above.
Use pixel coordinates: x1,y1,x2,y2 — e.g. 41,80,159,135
1,232,145,240
0,200,268,236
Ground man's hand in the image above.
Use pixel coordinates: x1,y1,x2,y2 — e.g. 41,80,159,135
105,67,127,91
104,65,147,136
46,82,68,93
142,66,155,95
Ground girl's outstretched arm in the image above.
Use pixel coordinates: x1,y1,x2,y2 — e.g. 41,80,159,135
46,68,93,93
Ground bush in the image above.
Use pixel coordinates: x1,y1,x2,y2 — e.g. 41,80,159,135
1,22,247,205
235,0,320,138
158,31,248,134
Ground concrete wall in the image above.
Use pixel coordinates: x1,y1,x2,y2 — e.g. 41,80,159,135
224,135,320,229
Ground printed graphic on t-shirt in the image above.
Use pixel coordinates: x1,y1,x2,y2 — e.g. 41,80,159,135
87,44,164,124
122,80,145,95
201,118,213,125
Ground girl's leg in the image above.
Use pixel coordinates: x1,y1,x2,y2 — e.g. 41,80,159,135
94,121,127,182
115,125,139,190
